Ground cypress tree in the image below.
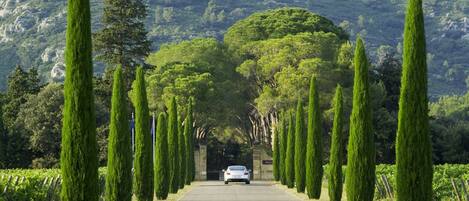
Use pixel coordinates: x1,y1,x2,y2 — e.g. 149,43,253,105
396,0,433,200
328,85,344,201
285,111,295,188
105,66,132,201
294,99,306,193
279,112,287,186
155,113,169,200
60,0,99,199
184,99,195,184
345,37,375,201
306,77,323,199
273,123,280,181
178,114,186,189
132,67,154,201
168,97,179,193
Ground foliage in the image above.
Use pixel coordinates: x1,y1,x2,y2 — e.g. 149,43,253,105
285,111,295,188
131,67,154,201
279,113,287,185
60,0,99,199
345,37,375,201
105,66,132,201
306,77,323,199
167,97,179,193
328,85,344,201
93,0,151,84
154,113,169,200
17,83,63,168
396,0,433,200
294,99,306,193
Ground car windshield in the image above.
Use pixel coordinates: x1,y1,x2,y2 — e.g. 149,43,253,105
228,166,245,171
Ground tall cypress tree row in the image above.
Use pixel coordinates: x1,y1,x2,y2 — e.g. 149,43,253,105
273,123,280,181
294,99,306,193
345,37,375,201
306,77,323,199
132,67,154,201
279,112,287,186
285,111,295,188
105,66,132,201
60,0,99,199
178,115,186,189
328,85,344,201
168,97,179,193
155,113,169,200
396,0,433,200
184,99,195,184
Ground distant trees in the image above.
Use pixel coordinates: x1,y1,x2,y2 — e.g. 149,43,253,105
345,37,375,201
396,0,433,200
306,77,323,199
60,0,99,199
132,67,154,201
105,66,132,201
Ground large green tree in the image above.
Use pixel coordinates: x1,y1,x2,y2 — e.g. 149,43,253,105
105,66,132,201
345,37,375,201
184,99,195,184
132,67,154,201
60,0,99,199
178,114,186,189
396,0,433,200
155,113,169,200
328,85,344,201
94,0,150,84
285,111,295,188
294,99,306,193
168,97,180,193
306,77,323,199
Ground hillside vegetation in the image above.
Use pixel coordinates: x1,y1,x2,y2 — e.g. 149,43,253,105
0,0,468,96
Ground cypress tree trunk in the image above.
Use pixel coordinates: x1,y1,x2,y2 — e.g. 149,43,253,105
273,123,280,181
396,0,433,200
294,99,306,193
168,97,180,193
184,99,194,185
132,67,154,201
155,113,169,200
178,115,186,189
105,66,132,201
285,111,295,188
345,37,375,201
306,77,323,199
328,85,344,201
279,113,287,186
60,0,99,199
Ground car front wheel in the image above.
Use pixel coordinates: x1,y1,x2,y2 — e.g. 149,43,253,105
225,181,229,184
245,180,250,184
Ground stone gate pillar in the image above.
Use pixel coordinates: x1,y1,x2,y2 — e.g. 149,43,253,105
252,145,273,180
194,144,207,181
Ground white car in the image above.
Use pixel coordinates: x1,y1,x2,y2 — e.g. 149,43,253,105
223,165,250,184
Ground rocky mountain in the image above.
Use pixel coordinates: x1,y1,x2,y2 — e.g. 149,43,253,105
0,0,468,97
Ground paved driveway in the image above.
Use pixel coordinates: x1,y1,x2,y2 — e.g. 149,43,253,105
179,181,301,201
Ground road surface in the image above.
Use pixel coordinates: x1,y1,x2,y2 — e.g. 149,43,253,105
179,181,301,201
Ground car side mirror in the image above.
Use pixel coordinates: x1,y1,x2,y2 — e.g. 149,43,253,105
222,169,225,172
248,169,252,172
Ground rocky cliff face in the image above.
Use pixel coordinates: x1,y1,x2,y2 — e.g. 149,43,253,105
0,0,468,96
